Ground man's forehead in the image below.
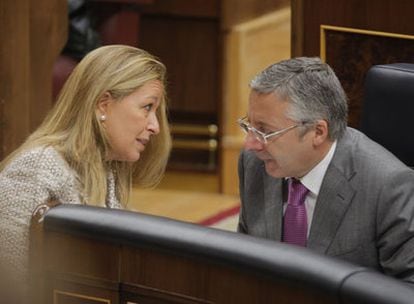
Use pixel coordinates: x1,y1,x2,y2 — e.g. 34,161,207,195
249,93,289,114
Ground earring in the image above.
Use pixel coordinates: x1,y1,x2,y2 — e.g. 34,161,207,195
100,114,106,122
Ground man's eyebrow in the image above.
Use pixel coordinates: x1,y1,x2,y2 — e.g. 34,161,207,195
252,118,280,129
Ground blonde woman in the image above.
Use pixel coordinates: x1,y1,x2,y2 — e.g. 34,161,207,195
0,45,171,285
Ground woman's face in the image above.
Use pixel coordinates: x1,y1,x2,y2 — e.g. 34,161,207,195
97,80,163,162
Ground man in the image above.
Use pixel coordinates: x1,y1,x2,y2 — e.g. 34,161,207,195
237,57,414,283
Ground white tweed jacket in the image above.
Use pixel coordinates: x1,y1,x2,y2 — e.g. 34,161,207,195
0,146,122,282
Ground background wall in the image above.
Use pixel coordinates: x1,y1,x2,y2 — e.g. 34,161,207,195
0,0,67,160
291,0,414,128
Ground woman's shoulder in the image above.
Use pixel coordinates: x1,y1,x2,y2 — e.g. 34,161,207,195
2,146,73,179
1,145,80,195
11,146,65,167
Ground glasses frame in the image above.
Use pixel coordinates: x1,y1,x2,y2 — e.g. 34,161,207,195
237,116,301,144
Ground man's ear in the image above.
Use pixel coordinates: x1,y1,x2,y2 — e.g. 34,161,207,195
96,92,113,114
313,120,329,146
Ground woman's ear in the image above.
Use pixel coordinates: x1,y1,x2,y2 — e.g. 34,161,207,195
96,92,113,115
312,120,329,146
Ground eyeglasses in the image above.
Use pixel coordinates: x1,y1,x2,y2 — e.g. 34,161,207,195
237,116,300,144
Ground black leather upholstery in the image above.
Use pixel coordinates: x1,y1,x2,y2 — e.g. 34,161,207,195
43,205,414,303
340,271,414,304
360,63,414,167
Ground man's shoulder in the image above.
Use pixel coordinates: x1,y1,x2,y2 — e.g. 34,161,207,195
336,127,410,176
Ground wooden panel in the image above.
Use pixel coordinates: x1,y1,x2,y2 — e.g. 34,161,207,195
137,0,291,175
91,0,156,46
50,286,114,304
43,233,120,304
121,247,333,304
29,0,67,130
321,26,414,127
95,6,141,46
292,0,414,57
221,0,289,29
138,3,220,172
139,15,219,124
121,248,210,300
0,98,3,166
45,233,120,281
40,233,335,304
33,205,414,304
291,0,414,128
220,7,291,194
139,0,219,18
0,0,66,159
0,1,31,159
94,0,153,3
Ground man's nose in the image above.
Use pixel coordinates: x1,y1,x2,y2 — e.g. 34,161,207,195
243,133,264,151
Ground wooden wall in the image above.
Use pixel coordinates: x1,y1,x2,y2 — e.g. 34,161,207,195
137,0,220,172
291,0,414,127
133,0,290,193
139,1,220,126
0,0,291,194
0,0,67,160
220,6,291,194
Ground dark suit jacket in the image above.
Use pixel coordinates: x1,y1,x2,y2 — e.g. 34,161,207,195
238,127,414,282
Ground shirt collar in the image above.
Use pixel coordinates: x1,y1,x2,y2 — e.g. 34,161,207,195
299,141,337,196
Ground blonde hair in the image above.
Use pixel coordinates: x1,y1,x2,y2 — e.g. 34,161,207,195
0,45,171,206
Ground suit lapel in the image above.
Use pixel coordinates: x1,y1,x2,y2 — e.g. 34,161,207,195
307,132,356,254
263,172,284,241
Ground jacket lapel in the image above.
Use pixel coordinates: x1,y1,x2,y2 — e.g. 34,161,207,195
307,132,356,254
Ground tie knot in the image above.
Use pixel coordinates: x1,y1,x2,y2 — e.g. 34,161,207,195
288,178,309,206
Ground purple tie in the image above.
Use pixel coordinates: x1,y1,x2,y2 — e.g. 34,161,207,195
283,178,309,246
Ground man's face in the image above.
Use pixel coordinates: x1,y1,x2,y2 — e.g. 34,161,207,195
244,91,317,178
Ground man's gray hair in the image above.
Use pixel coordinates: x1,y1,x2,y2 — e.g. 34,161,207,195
250,57,348,140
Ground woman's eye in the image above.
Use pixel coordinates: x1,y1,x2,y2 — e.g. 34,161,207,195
143,104,153,111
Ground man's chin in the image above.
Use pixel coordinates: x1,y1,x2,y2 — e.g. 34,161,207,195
263,160,284,178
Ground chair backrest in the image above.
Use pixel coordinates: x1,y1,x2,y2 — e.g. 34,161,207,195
360,63,414,168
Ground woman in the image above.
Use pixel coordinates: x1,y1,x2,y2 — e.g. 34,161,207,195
0,45,171,284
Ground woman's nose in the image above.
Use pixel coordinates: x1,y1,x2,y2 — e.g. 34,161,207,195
147,112,160,135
